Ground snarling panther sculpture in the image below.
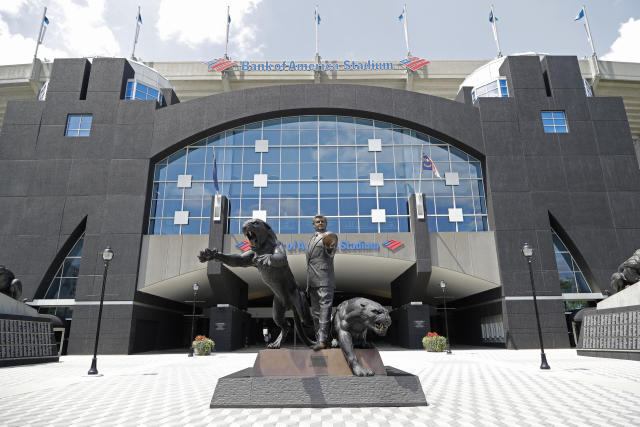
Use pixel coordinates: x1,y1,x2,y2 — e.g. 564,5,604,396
198,218,315,348
610,249,640,293
333,297,392,376
0,265,22,300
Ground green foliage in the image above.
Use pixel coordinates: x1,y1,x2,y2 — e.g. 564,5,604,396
422,334,447,352
192,336,215,355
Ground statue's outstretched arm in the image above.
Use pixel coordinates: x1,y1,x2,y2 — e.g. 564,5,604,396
198,248,255,267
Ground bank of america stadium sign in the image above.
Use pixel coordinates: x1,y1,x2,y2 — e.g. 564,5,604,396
206,57,429,72
236,239,404,252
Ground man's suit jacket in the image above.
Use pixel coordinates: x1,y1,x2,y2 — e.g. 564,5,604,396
306,232,335,289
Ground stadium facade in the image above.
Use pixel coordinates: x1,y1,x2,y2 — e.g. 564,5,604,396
0,54,639,353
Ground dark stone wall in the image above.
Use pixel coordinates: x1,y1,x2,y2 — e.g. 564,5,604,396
1,55,637,352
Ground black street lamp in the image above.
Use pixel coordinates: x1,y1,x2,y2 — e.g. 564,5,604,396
440,280,452,354
88,246,114,375
522,243,550,370
188,282,199,357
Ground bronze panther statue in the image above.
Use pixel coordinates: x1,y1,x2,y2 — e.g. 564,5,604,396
0,265,22,300
610,249,640,293
198,219,315,348
333,297,391,376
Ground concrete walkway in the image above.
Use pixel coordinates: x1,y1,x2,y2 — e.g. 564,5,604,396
1,348,639,426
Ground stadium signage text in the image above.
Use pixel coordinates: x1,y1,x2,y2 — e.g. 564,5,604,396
240,60,394,72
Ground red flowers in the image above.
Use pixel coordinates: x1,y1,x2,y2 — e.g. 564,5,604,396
194,335,208,342
426,332,439,338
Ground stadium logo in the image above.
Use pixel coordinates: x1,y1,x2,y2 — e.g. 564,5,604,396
400,57,430,71
383,239,404,251
206,58,237,72
236,241,252,252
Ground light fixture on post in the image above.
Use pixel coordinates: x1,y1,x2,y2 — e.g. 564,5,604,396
440,280,452,354
522,242,550,370
88,246,114,375
188,282,199,357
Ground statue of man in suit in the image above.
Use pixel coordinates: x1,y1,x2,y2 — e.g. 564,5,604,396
306,214,338,351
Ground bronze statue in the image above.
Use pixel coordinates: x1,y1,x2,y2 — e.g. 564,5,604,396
198,219,314,348
0,265,22,300
305,214,338,351
610,249,640,293
333,297,391,376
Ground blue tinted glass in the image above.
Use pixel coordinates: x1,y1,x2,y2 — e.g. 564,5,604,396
282,147,299,163
358,181,376,196
282,131,299,145
380,217,398,232
552,112,565,119
378,181,396,197
281,182,299,197
339,198,357,215
556,126,568,133
337,128,355,145
359,218,378,233
437,216,456,232
77,130,90,136
263,130,280,145
320,198,338,216
184,184,204,200
262,181,279,197
262,163,280,179
282,163,299,179
281,116,299,130
240,199,259,216
541,112,553,119
320,181,338,197
339,217,358,233
435,197,454,214
301,131,317,145
337,147,357,162
300,199,318,216
300,182,317,198
280,198,298,216
228,219,240,234
338,165,357,179
243,147,260,163
455,197,474,213
263,119,281,129
457,216,476,231
339,181,357,197
319,147,337,162
319,164,337,179
300,164,318,179
454,180,473,197
430,146,449,162
319,130,337,145
262,199,279,217
499,79,507,87
542,119,554,126
379,198,397,215
543,126,555,133
262,147,280,163
300,116,317,129
300,147,317,162
357,163,374,179
280,218,298,233
358,198,377,215
555,119,566,126
182,219,201,234
241,182,259,198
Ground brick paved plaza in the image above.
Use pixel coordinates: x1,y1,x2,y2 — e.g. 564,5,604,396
1,348,639,426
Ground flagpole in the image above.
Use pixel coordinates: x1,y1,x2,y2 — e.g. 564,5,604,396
224,6,231,60
403,4,411,57
314,5,320,62
33,6,47,61
131,6,141,60
418,149,424,195
582,5,597,57
491,5,502,58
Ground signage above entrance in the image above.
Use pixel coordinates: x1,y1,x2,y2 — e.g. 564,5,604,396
236,239,404,253
206,57,429,73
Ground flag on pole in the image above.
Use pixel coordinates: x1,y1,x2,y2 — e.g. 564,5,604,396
489,10,497,23
38,14,50,44
422,153,441,178
225,6,231,59
212,151,220,193
137,10,142,24
44,15,50,25
398,7,405,21
314,9,321,24
489,5,503,58
574,8,585,21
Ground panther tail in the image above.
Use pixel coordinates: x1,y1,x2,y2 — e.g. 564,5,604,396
293,310,315,347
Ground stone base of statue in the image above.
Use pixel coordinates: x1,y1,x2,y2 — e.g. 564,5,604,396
210,349,427,408
576,281,640,361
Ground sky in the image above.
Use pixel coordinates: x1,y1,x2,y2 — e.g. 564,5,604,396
0,0,638,66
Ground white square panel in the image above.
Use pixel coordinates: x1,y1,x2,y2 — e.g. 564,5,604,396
177,174,192,188
252,210,267,221
369,172,384,186
174,210,189,225
371,209,386,223
255,139,269,152
448,208,463,223
445,172,459,186
368,139,382,152
253,174,268,187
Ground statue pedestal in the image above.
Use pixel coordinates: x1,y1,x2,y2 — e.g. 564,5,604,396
597,281,640,310
210,348,427,408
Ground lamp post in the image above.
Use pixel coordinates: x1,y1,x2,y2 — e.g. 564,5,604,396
522,243,550,370
188,283,199,357
440,280,452,354
88,246,114,375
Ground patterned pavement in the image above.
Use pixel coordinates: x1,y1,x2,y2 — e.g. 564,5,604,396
1,348,640,426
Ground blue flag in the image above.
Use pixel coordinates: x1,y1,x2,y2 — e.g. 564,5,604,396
574,8,585,21
489,10,497,23
228,14,231,24
422,153,441,178
398,8,404,21
137,11,142,24
314,10,321,24
43,15,49,25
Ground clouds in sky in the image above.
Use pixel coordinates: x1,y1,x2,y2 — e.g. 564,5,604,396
157,0,263,57
602,18,640,62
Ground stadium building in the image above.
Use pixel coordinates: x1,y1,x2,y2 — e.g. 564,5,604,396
0,54,639,353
